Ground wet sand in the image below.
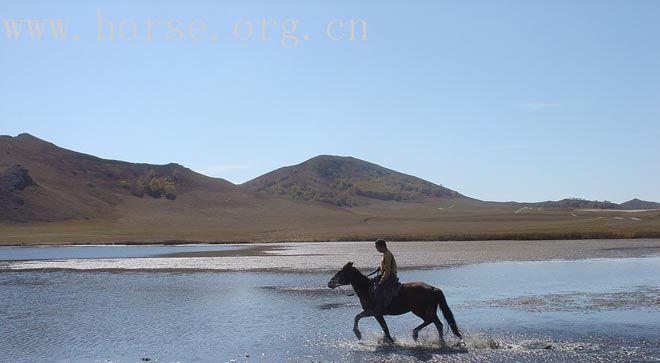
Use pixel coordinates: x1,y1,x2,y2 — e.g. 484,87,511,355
157,244,285,258
3,239,660,272
157,239,660,265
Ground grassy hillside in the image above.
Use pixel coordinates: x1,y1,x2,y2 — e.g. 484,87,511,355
0,133,237,222
242,155,461,206
1,134,659,245
0,134,359,242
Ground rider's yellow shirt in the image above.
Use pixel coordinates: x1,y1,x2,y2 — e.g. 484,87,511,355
380,249,397,283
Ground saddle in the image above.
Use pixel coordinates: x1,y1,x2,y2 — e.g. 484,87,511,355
370,275,402,308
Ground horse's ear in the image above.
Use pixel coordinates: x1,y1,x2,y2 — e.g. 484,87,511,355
343,261,353,269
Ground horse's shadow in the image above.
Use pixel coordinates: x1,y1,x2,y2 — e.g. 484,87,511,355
371,339,468,361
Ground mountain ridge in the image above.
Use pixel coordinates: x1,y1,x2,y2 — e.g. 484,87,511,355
2,133,659,244
3,133,659,218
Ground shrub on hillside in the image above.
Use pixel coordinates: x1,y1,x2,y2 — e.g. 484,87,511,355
147,178,162,198
163,179,177,200
130,180,145,197
126,172,177,200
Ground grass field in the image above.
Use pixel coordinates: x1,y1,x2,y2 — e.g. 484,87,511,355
2,199,659,245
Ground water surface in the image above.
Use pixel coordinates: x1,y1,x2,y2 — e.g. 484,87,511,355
1,251,658,362
0,244,242,261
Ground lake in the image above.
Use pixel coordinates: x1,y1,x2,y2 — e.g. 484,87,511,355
0,242,659,362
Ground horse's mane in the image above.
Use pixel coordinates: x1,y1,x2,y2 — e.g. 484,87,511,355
343,262,371,287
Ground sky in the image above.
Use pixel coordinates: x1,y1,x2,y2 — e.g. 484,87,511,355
1,1,659,203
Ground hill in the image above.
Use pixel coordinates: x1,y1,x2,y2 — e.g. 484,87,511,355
242,155,461,206
527,198,621,210
2,134,660,244
523,198,660,210
0,133,238,222
0,134,358,241
620,198,660,210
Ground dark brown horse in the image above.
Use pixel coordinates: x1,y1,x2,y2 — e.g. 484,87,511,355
328,262,462,345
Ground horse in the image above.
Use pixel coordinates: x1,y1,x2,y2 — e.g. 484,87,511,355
327,262,462,345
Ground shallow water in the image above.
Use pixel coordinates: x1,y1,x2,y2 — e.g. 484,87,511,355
0,244,242,261
5,239,659,272
0,248,659,362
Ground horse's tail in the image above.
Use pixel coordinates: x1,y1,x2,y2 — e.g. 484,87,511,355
436,289,462,339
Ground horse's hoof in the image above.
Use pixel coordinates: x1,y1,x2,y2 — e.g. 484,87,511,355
385,336,395,346
412,332,419,342
353,329,362,340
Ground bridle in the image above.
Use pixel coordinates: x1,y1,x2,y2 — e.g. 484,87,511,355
330,267,376,297
329,271,355,297
329,277,355,296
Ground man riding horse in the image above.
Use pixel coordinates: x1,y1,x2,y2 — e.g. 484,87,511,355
328,239,463,345
372,239,399,314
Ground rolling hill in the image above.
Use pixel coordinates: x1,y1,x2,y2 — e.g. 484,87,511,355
0,134,360,242
620,198,660,210
242,155,462,206
526,198,621,210
1,133,659,244
0,133,237,222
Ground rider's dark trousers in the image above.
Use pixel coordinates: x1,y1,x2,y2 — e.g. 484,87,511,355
374,274,397,312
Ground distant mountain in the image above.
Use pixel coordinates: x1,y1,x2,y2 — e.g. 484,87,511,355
620,198,660,210
528,198,621,210
2,133,659,244
525,198,660,210
242,155,462,206
0,133,354,228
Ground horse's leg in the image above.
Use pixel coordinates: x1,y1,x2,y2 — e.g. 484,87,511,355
374,315,394,344
411,310,432,342
353,310,371,340
412,319,433,342
432,315,446,347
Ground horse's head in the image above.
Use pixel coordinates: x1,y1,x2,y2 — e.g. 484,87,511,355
327,262,356,289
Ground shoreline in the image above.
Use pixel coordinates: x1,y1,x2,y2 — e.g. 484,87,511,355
2,255,659,274
2,231,660,247
2,239,660,273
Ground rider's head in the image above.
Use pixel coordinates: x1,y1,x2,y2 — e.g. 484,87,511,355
375,239,387,252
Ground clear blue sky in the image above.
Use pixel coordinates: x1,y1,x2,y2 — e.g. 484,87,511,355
1,1,659,203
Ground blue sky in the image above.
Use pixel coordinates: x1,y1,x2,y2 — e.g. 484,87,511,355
1,1,659,203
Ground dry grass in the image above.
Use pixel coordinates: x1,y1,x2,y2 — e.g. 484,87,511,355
2,199,659,245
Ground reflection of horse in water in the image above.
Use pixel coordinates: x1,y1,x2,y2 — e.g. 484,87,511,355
328,262,462,345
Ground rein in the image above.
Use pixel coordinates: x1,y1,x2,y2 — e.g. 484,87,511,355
335,284,354,297
330,267,373,298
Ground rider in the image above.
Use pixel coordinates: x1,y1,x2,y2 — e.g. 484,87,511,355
373,239,398,314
